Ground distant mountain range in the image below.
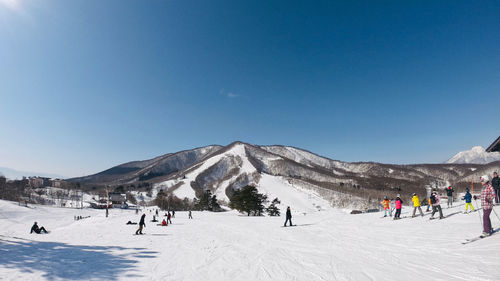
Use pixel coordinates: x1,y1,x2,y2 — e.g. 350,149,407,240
446,146,500,164
0,167,65,180
68,142,500,208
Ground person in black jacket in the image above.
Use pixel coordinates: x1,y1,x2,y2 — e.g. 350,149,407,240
284,206,293,227
136,214,146,235
492,172,500,204
446,186,454,208
30,222,48,234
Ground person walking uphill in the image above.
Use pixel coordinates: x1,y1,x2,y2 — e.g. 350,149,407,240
446,186,454,208
430,191,444,219
480,175,496,237
411,193,424,217
284,206,293,226
136,214,146,235
462,188,474,213
492,172,500,204
394,195,403,220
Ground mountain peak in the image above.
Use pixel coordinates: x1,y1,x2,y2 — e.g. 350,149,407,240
446,146,500,164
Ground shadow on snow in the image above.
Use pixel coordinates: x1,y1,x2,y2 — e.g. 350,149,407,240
0,236,157,280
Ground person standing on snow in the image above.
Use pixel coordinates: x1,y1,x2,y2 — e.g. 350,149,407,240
394,195,403,220
411,193,424,217
284,206,293,226
492,172,500,204
188,210,193,219
429,191,444,219
136,214,146,235
167,211,172,224
172,210,175,218
461,188,474,213
382,196,391,217
446,186,454,208
480,175,496,237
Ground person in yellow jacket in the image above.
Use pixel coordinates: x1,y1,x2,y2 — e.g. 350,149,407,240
381,196,392,217
412,193,424,217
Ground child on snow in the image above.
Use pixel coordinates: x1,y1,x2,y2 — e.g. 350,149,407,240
462,188,475,213
382,196,391,217
394,195,403,220
446,186,454,208
411,193,424,217
429,191,444,219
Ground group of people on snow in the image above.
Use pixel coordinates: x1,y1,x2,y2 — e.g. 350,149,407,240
381,172,498,238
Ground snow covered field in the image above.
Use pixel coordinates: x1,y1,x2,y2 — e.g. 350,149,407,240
1,199,499,281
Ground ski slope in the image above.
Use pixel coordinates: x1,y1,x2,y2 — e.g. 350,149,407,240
1,199,499,281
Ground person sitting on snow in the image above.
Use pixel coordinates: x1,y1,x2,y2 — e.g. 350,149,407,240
162,219,167,226
30,222,48,234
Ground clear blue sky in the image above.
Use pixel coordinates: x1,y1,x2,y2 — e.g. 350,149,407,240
1,1,499,177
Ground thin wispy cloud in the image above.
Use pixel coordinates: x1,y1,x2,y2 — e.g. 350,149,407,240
220,89,240,99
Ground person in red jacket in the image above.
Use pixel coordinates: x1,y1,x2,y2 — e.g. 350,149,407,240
480,175,496,237
393,195,403,220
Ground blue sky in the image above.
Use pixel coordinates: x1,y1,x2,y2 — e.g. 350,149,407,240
1,0,499,177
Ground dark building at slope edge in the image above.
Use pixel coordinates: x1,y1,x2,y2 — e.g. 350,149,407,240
486,136,500,153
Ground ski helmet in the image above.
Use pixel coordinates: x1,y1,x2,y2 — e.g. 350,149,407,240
480,175,489,182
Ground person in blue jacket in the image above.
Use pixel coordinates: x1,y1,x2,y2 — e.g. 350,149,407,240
462,188,475,213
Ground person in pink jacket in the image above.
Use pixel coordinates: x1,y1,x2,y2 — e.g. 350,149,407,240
429,191,444,219
393,195,403,220
480,175,496,237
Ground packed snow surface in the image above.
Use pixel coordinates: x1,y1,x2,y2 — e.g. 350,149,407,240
446,146,500,164
1,199,499,281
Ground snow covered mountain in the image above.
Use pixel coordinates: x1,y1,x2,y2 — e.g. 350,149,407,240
69,141,498,210
446,146,500,164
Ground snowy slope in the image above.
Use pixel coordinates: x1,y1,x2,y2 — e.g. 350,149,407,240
1,199,499,281
447,146,500,164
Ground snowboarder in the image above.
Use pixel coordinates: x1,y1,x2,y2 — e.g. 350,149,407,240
136,214,146,235
188,210,193,219
284,206,293,226
411,193,424,217
393,195,403,220
446,186,454,208
167,212,172,224
480,175,495,237
429,191,444,219
462,188,474,213
30,222,48,234
381,196,391,217
492,172,500,204
172,210,175,218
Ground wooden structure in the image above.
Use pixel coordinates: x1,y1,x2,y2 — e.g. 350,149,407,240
486,136,500,152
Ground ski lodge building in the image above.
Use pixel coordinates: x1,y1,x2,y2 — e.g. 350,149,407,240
486,136,500,153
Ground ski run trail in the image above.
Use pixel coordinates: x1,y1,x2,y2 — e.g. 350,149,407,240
1,198,499,281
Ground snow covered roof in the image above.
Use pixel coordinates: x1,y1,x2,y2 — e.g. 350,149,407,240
486,136,500,152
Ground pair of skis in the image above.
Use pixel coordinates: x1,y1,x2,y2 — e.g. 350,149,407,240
462,229,498,245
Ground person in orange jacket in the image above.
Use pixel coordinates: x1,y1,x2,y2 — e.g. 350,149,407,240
381,196,392,217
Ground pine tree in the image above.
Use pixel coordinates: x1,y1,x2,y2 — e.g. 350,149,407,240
266,197,281,216
229,185,268,216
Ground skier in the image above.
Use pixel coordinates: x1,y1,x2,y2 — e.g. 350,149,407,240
188,210,193,219
155,209,158,216
492,172,500,204
461,188,474,213
167,212,172,224
136,214,146,235
480,175,496,237
30,222,48,234
446,186,454,208
411,193,424,217
382,196,391,217
394,195,403,220
284,206,293,226
172,210,175,218
429,191,444,219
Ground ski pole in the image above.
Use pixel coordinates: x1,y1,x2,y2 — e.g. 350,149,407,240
474,197,483,228
492,207,500,224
